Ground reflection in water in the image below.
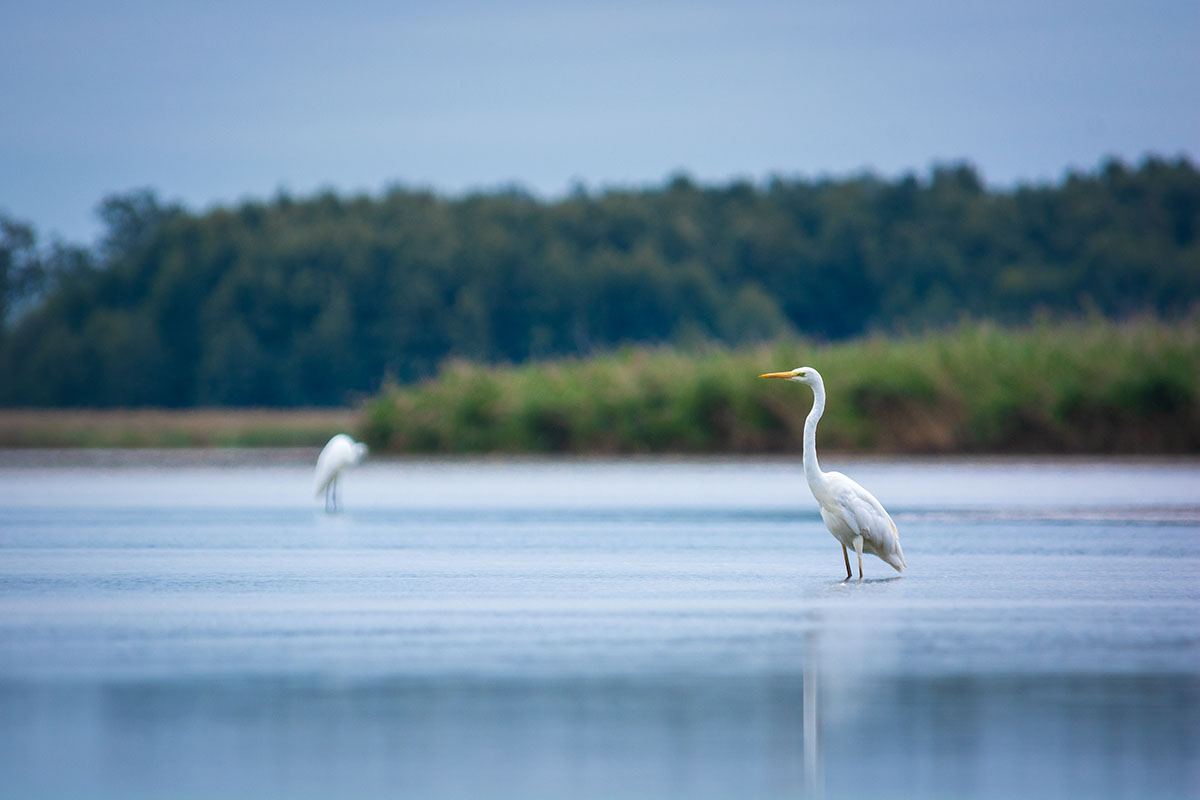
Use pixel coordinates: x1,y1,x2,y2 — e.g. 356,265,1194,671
2,669,1195,800
803,626,823,799
800,596,903,800
790,595,1200,800
0,456,1197,800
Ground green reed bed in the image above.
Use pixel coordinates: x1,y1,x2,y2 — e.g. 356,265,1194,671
0,408,359,449
362,318,1200,454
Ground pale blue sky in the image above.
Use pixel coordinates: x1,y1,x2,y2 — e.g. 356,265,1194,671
1,0,1196,244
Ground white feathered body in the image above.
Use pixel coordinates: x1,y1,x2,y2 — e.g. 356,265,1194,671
313,434,367,496
760,364,909,576
809,470,907,572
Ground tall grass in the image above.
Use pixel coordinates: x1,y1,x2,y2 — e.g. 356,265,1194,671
0,409,358,449
361,317,1200,454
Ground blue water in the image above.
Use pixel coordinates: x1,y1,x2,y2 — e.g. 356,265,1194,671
1,452,1197,799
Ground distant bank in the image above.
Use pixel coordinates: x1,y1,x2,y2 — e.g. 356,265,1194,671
4,159,1198,410
3,318,1197,454
0,408,356,449
360,317,1199,455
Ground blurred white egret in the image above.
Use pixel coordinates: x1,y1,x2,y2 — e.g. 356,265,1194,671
314,434,368,512
759,367,907,579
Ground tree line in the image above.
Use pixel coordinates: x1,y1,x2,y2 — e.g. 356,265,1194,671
1,157,1197,407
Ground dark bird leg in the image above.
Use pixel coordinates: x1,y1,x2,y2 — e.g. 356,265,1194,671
842,544,852,580
853,536,864,580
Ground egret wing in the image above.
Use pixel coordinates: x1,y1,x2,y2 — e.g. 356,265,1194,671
833,482,898,546
313,435,349,495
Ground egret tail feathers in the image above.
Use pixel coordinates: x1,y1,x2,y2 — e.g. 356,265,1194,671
882,545,907,572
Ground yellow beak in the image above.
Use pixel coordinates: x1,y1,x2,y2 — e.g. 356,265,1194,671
758,371,794,379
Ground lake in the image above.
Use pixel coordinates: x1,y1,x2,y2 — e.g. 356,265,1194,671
1,451,1197,800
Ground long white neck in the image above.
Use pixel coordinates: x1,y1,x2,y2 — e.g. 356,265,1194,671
803,378,830,499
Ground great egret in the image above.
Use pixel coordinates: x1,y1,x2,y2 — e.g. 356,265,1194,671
759,367,907,580
314,433,368,512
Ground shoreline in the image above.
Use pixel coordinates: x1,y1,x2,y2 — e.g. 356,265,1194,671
0,407,360,449
1,446,1197,469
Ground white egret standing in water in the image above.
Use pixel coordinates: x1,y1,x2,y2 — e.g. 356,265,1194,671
314,434,368,512
759,367,907,580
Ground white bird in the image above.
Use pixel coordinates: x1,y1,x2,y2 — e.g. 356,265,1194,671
759,367,907,580
313,434,368,512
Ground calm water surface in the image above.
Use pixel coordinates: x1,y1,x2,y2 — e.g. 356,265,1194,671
1,452,1197,800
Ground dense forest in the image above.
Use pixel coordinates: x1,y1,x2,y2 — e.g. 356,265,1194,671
2,157,1198,407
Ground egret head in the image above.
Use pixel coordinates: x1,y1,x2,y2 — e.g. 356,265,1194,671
758,367,821,385
352,442,369,464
